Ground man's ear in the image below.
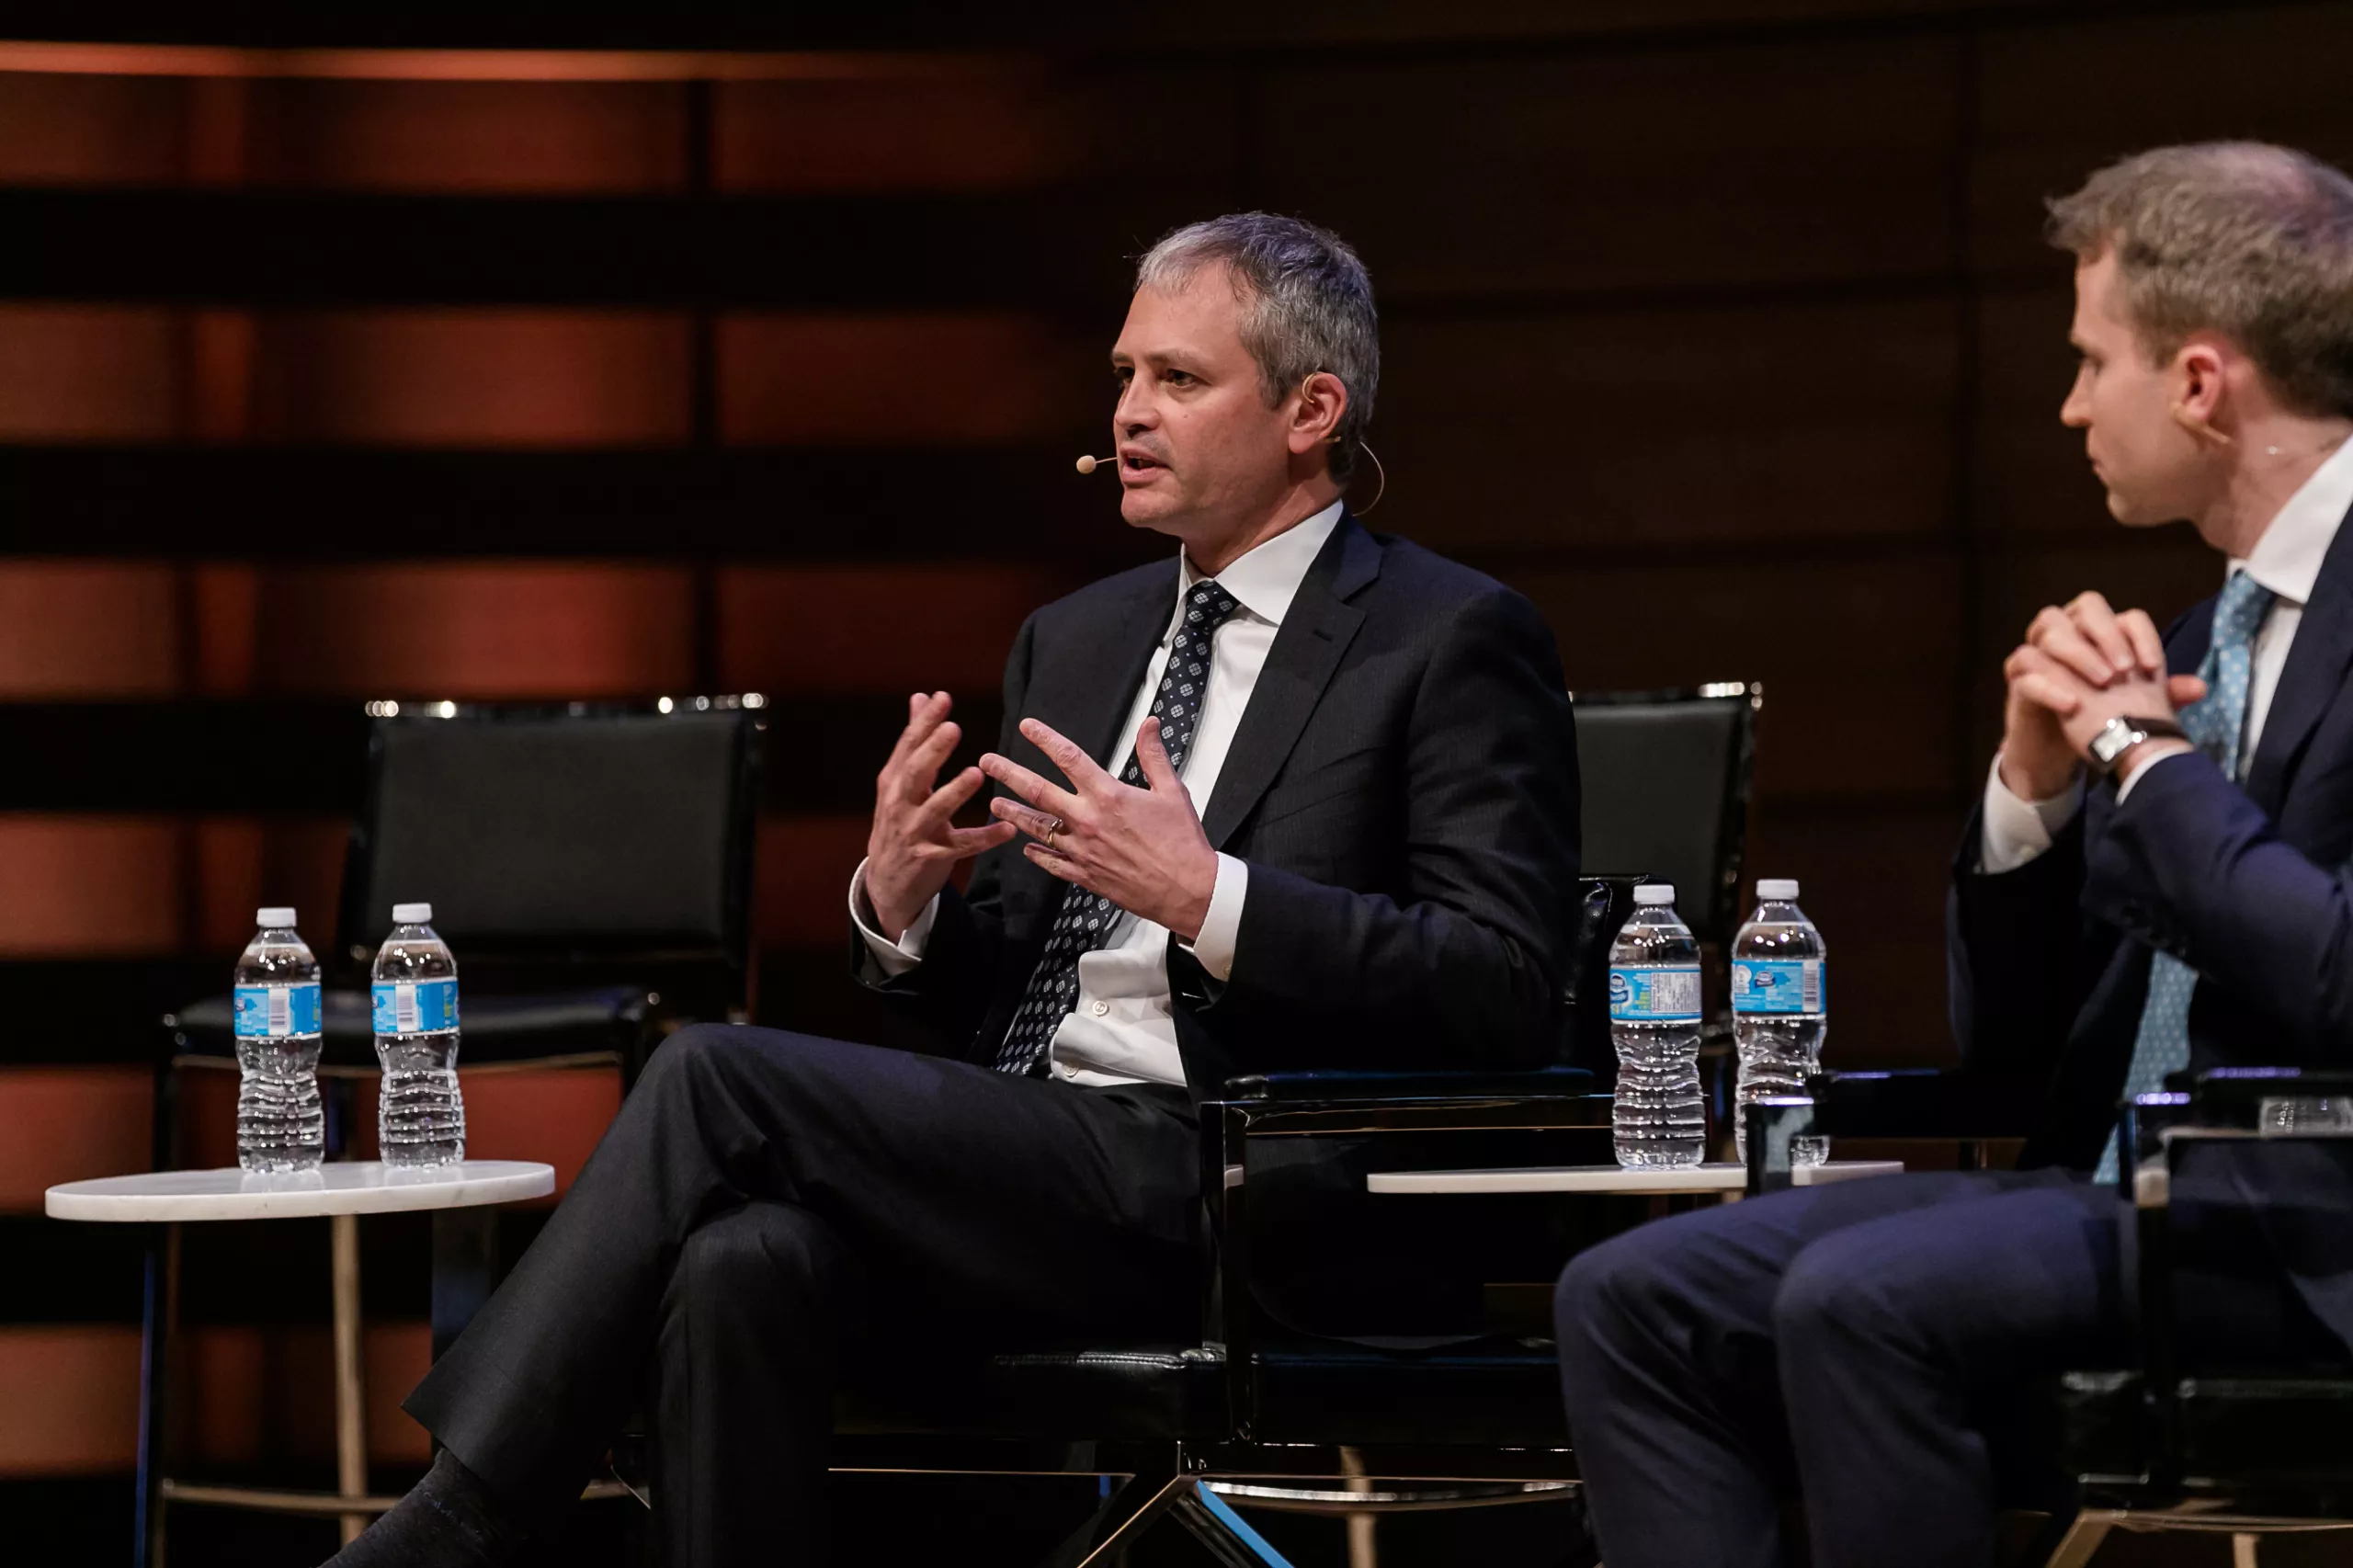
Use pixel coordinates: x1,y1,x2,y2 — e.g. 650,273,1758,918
1287,370,1348,458
2169,336,2234,448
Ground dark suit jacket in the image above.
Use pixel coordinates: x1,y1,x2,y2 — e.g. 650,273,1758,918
1949,503,2353,1346
856,511,1583,1100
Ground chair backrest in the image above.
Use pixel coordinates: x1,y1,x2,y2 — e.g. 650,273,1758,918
334,700,764,1002
1574,685,1758,952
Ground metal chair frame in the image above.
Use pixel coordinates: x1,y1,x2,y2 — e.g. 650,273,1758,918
1748,1074,2353,1568
810,1083,1613,1566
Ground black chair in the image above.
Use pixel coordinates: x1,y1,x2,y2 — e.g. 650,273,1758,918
2042,1071,2353,1566
142,698,765,1565
1748,1074,2353,1566
1573,684,1758,956
1570,685,1759,1098
801,686,1765,1563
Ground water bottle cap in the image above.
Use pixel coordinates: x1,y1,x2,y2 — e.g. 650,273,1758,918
392,902,434,925
1756,879,1800,901
1633,884,1677,906
256,907,297,928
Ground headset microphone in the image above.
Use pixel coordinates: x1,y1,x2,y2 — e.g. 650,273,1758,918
1075,455,1116,474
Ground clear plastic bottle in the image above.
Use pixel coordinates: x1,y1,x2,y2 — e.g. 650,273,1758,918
1732,879,1829,1165
1609,884,1707,1168
371,902,465,1168
233,908,324,1173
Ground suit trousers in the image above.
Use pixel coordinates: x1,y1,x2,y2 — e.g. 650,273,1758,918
403,1023,1203,1568
1553,1171,2127,1568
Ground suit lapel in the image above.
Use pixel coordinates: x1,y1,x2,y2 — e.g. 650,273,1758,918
1035,564,1178,773
2245,501,2353,816
1200,516,1381,850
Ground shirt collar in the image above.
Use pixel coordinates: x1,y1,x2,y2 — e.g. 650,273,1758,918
1172,500,1344,631
2234,435,2353,608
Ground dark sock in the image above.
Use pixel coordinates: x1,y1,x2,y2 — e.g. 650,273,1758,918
320,1448,531,1568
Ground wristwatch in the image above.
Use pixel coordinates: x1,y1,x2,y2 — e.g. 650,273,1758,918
2087,714,2189,775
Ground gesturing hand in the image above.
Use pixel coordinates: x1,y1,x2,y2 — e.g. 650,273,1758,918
864,691,1018,938
980,717,1220,942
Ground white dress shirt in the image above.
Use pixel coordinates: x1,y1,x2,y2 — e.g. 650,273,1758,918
1983,437,2353,871
849,501,1347,1086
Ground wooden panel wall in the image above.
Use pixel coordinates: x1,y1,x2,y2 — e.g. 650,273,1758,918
5,9,2350,1558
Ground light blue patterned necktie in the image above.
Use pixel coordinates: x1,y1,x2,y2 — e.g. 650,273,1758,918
2095,569,2278,1181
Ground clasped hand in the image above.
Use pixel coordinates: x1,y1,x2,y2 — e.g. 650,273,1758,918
980,717,1220,943
2000,591,2209,797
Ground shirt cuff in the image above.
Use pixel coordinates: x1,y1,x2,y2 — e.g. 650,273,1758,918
848,858,938,978
1181,853,1247,983
1980,752,2085,875
2113,741,2198,803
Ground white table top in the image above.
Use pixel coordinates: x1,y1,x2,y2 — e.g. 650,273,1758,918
46,1160,556,1222
1366,1161,1905,1196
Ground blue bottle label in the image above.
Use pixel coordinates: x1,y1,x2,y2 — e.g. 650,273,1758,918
1608,965,1703,1023
233,982,322,1039
1732,960,1825,1016
373,978,459,1034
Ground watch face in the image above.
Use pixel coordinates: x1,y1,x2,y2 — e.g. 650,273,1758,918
2091,718,2142,766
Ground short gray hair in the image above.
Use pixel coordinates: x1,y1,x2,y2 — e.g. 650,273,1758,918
1136,212,1380,482
2047,142,2353,418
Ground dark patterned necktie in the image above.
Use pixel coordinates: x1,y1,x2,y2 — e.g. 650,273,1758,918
2093,568,2278,1181
993,577,1242,1075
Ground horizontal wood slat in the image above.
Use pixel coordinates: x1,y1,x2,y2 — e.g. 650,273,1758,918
716,564,1077,698
174,1321,436,1469
0,447,1126,562
1255,35,1960,302
0,562,181,699
1377,297,1961,556
0,1325,142,1476
1969,5,2353,278
0,1321,439,1475
0,1067,152,1211
0,189,1097,308
0,303,180,441
0,817,185,960
1518,552,1967,801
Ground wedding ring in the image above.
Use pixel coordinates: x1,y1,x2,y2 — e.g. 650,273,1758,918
1042,816,1063,849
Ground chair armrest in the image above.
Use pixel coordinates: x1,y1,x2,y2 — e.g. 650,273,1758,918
1219,1066,1595,1105
2193,1066,2353,1130
1743,1069,2047,1194
1802,1069,2045,1138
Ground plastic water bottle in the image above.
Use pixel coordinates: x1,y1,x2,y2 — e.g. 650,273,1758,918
233,908,324,1173
1609,884,1706,1168
371,902,465,1168
1732,879,1829,1165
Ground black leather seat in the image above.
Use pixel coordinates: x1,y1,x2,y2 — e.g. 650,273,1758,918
1752,1070,2353,1565
170,984,651,1068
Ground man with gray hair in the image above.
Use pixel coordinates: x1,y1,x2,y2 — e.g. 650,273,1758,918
328,210,1581,1568
1555,142,2353,1568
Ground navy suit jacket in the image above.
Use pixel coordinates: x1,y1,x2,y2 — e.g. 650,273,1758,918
856,512,1585,1102
1949,504,2353,1347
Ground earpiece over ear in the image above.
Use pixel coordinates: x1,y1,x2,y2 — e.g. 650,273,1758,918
2170,401,2236,448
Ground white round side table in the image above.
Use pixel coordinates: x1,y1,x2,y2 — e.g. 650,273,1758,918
48,1161,555,1551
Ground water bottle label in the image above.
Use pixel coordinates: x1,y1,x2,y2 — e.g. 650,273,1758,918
1732,960,1825,1016
1608,965,1703,1022
373,978,459,1034
233,983,322,1039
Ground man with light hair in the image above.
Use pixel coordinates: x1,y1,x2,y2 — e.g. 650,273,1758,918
1555,142,2353,1568
328,211,1581,1568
